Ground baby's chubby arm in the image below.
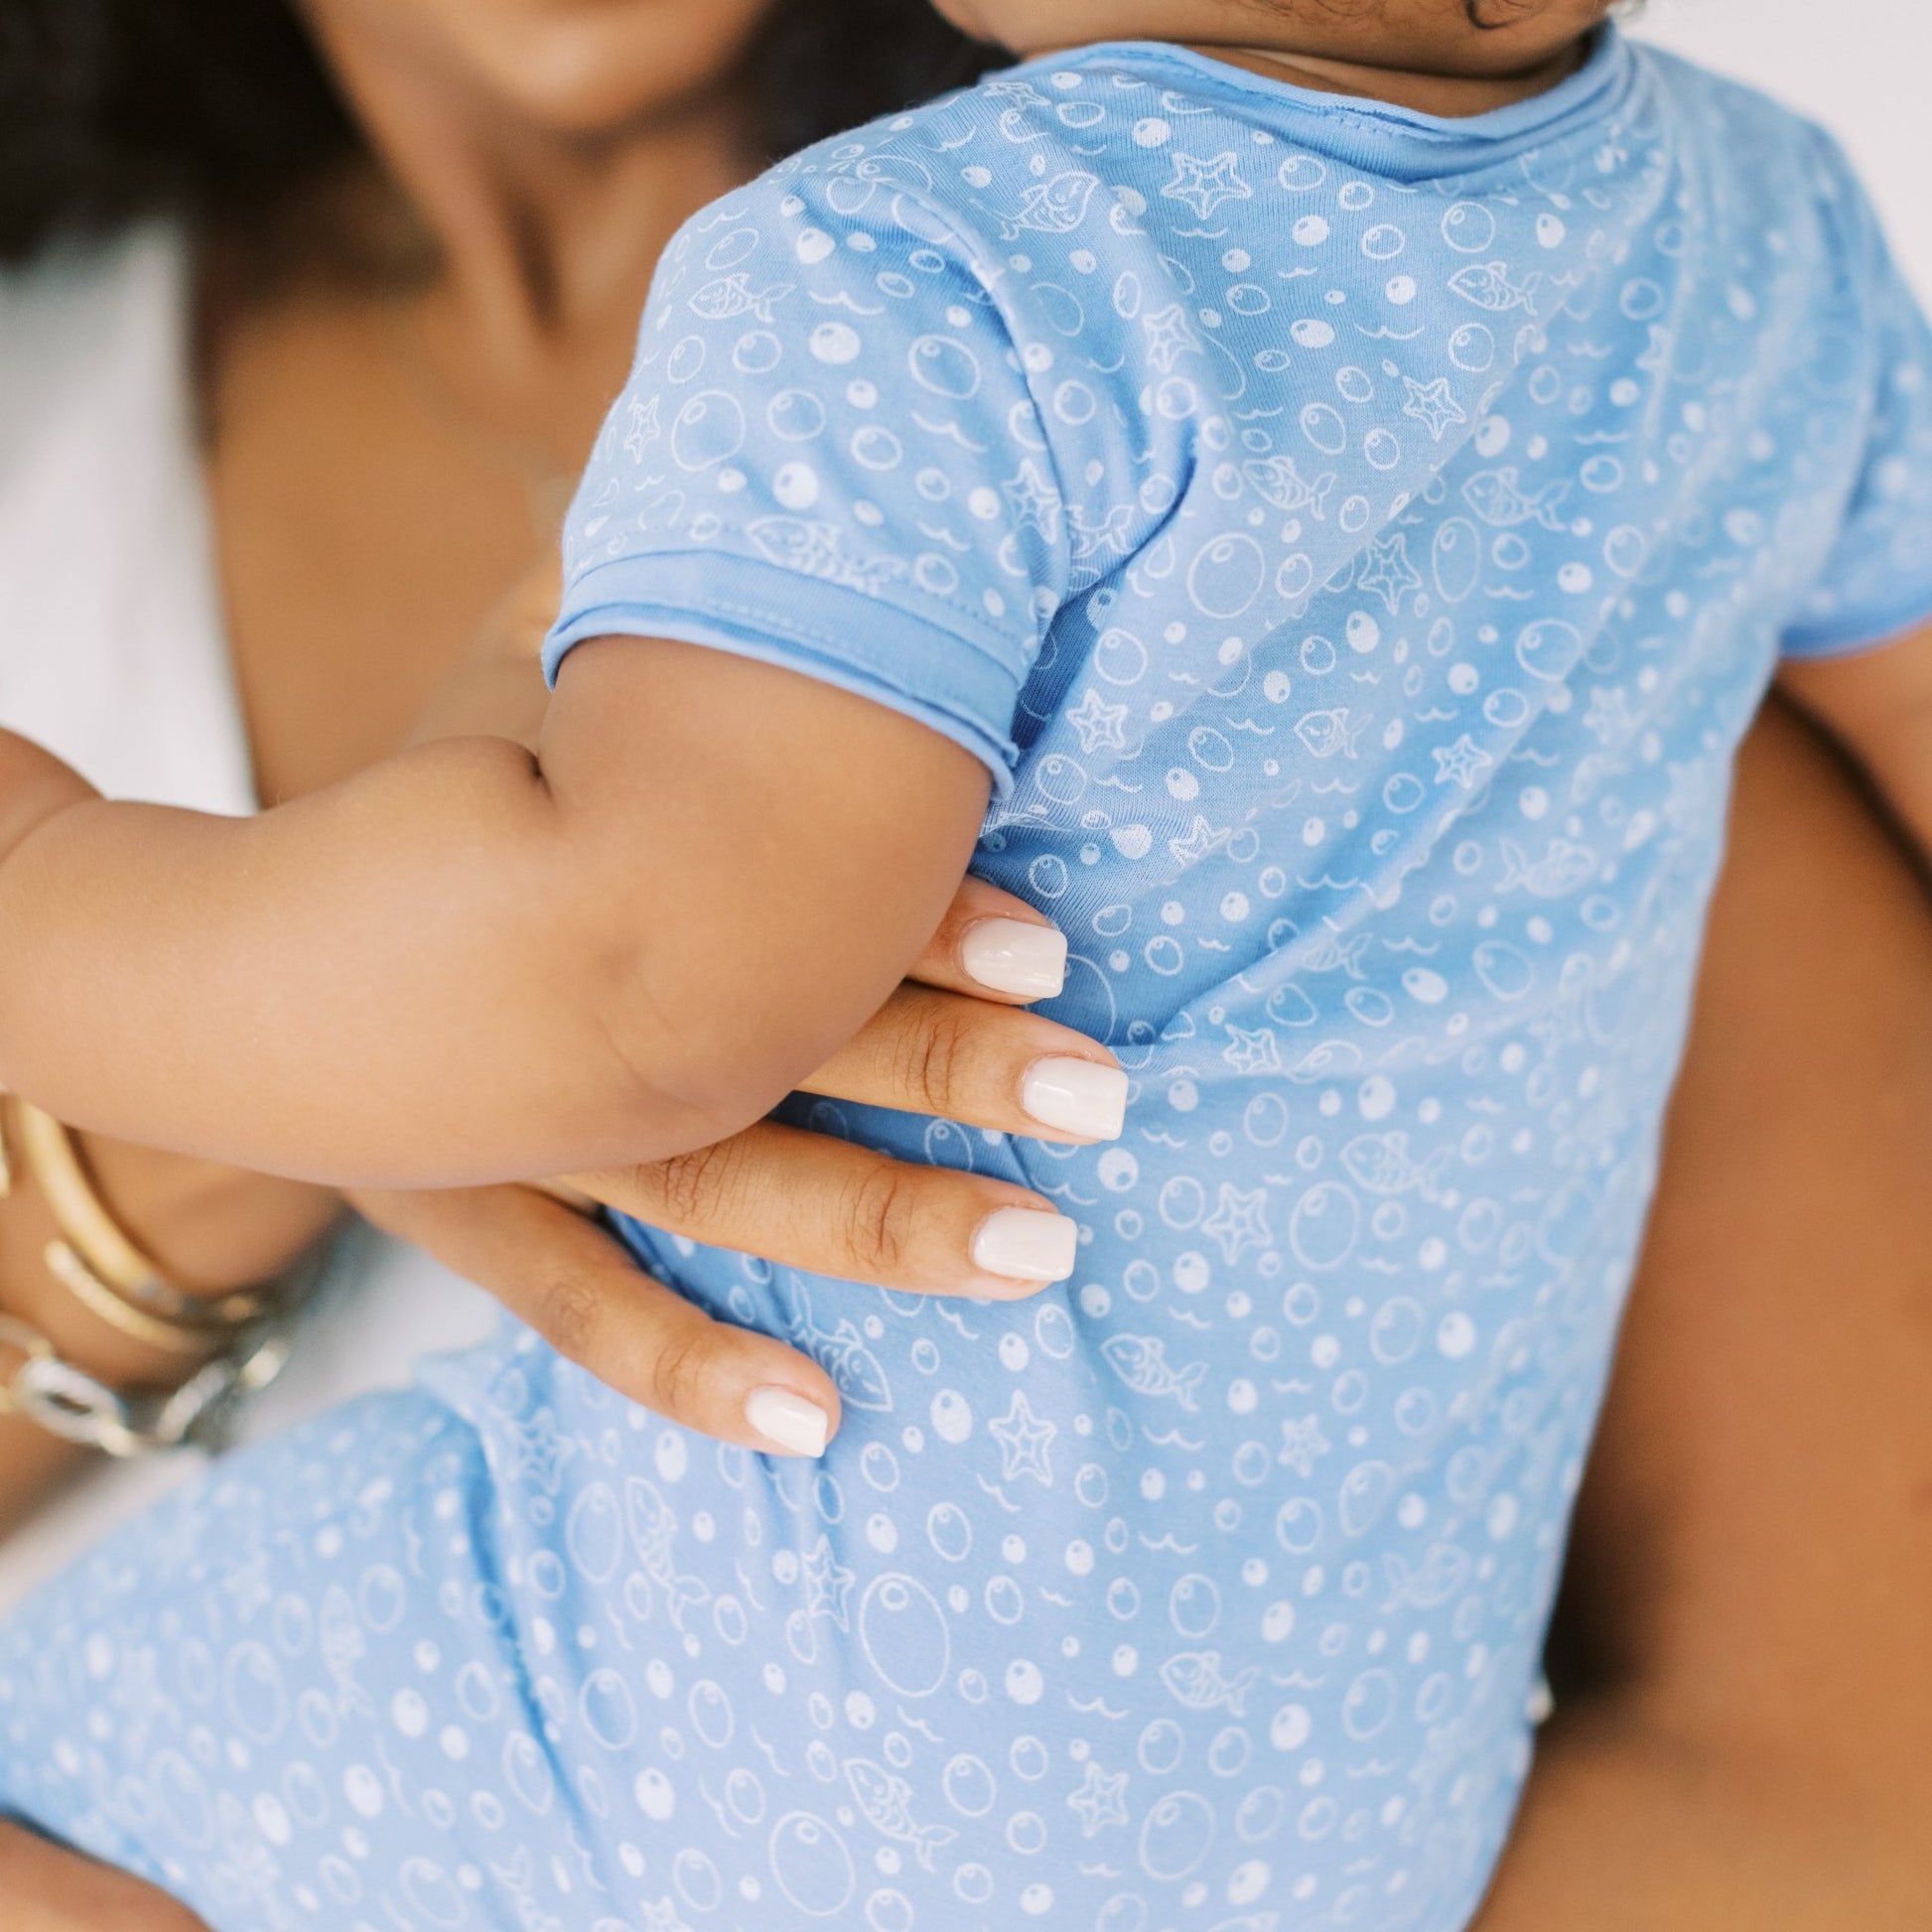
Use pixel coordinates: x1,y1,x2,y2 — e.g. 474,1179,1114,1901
1778,614,1932,854
0,639,990,1188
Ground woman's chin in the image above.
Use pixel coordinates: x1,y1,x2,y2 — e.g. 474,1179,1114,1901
329,0,780,140
477,26,766,132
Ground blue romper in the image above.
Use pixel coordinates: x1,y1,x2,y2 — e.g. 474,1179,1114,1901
5,30,1932,1932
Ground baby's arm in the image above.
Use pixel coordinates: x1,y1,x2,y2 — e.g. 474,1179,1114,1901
1778,616,1932,856
0,638,989,1188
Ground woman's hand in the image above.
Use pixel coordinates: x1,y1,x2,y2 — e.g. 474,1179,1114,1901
0,1820,208,1931
355,874,1116,1459
357,557,1120,1459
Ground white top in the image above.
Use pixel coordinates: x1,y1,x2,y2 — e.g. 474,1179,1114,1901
0,225,493,1611
0,226,254,814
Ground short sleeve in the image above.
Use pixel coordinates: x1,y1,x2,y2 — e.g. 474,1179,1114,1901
1782,179,1932,657
544,161,1069,793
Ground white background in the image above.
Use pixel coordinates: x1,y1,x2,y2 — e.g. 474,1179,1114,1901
1635,0,1929,299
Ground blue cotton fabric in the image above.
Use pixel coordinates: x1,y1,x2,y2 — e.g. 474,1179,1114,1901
6,30,1932,1932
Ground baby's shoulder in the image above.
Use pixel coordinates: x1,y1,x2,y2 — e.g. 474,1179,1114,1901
654,58,1195,318
1639,44,1878,246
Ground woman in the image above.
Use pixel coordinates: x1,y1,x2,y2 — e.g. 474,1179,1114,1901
0,2,1928,1925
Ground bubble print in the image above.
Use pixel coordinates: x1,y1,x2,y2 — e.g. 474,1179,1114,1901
8,27,1932,1932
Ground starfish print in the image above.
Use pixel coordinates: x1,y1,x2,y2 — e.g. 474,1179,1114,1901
1356,531,1423,616
989,1391,1057,1485
1278,1414,1333,1478
1169,814,1233,868
622,393,662,462
1066,686,1130,755
501,1406,576,1495
1664,756,1719,831
803,1534,857,1629
1203,1181,1274,1264
1401,374,1468,442
1161,149,1253,220
1583,685,1637,747
640,1900,694,1932
1221,1023,1282,1076
1066,1760,1131,1837
1433,733,1495,789
1141,302,1202,374
1003,459,1063,542
221,1548,275,1624
107,1645,176,1745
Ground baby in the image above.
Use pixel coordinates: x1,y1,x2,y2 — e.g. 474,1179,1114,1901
3,2,1931,1928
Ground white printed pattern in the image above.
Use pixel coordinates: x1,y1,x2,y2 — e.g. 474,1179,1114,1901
4,35,1930,1932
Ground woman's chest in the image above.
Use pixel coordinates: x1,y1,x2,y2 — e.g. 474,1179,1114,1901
205,292,550,801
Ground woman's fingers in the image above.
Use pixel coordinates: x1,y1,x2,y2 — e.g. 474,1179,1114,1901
564,1119,1080,1300
908,875,1070,1003
798,982,1127,1143
349,1183,844,1457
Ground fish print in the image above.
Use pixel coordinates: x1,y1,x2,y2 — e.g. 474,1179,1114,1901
318,1585,375,1718
1448,259,1543,313
1381,1544,1473,1612
1160,1650,1261,1717
624,1476,711,1632
1462,467,1572,531
1294,708,1366,759
1341,1131,1454,1200
748,517,907,598
688,273,794,324
786,1287,894,1411
1000,169,1100,239
1296,929,1375,979
1497,836,1600,897
1244,455,1336,518
1070,500,1137,559
845,1758,960,1869
1101,1334,1207,1409
13,32,1932,1932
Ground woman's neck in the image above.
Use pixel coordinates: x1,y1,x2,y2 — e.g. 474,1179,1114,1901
296,7,755,425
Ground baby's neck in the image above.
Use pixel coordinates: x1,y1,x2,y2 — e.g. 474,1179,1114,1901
1187,38,1591,118
1008,1,1608,121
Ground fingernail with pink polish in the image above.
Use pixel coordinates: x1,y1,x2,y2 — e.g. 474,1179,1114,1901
745,1386,830,1457
961,918,1067,999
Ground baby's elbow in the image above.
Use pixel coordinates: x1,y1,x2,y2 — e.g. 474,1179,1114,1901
586,949,833,1163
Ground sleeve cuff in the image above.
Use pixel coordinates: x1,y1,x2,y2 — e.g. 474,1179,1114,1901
1781,579,1932,659
543,550,1025,796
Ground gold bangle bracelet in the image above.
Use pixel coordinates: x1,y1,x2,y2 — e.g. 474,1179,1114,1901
9,1100,276,1329
41,1239,215,1358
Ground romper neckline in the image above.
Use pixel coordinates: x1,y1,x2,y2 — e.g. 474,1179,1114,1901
998,25,1635,183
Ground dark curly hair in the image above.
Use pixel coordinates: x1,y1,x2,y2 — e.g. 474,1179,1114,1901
0,0,1000,267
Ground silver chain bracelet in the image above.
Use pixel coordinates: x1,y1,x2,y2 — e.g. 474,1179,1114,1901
0,1311,294,1458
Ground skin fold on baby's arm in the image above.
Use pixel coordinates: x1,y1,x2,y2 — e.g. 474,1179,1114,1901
0,638,992,1189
